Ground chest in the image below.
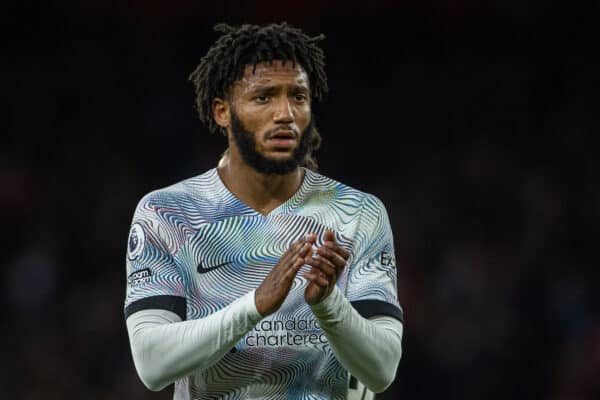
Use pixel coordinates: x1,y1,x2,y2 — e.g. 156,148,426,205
173,213,353,318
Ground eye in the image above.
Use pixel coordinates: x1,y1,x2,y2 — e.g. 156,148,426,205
254,94,270,104
293,93,308,103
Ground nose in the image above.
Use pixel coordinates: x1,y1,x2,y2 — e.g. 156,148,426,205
273,97,294,123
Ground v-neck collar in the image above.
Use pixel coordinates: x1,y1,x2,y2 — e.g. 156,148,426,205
212,167,312,218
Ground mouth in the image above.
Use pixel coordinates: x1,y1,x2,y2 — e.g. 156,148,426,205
267,131,297,149
269,130,296,139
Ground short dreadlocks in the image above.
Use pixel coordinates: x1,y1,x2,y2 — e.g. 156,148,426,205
188,22,328,170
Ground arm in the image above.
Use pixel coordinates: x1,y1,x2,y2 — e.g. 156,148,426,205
125,206,315,392
126,290,262,391
303,196,404,392
311,286,403,393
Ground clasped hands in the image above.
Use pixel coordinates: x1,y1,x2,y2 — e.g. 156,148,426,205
255,230,350,316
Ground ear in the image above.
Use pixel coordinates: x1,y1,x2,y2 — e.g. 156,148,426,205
212,98,230,130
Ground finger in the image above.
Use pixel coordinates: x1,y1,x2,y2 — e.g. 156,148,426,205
291,253,308,272
316,246,348,270
276,240,306,276
284,250,309,279
294,237,309,250
321,230,351,261
278,240,304,266
303,233,317,245
292,243,312,266
297,241,313,258
321,241,350,260
304,254,337,277
290,239,310,257
323,230,336,244
303,271,329,287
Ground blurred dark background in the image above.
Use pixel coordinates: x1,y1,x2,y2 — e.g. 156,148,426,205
3,1,599,399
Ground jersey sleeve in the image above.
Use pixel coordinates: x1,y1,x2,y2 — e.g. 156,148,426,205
124,193,187,321
345,194,404,323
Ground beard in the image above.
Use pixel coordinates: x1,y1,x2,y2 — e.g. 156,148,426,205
230,109,314,175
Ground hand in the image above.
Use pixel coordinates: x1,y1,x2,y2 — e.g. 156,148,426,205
304,230,350,305
255,235,316,316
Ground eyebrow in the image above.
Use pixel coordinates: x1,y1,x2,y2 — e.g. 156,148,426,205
248,84,310,94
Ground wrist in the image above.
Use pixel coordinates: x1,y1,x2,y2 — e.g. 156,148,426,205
310,285,344,322
249,289,267,319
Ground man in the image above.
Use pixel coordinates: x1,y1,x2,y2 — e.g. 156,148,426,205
125,22,403,400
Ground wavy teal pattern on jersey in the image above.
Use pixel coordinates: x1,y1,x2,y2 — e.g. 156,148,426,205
125,168,401,400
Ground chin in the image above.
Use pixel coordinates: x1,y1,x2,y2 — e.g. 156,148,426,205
250,154,301,175
263,150,296,161
269,153,295,161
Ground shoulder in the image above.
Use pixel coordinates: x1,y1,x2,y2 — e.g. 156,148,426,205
303,169,387,213
135,169,221,211
132,169,227,229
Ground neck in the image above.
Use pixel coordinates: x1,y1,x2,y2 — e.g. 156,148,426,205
217,147,304,216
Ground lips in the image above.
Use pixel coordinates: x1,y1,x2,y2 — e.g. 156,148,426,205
266,130,297,149
269,131,296,140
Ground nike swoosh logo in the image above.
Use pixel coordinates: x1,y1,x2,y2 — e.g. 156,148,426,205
197,261,233,274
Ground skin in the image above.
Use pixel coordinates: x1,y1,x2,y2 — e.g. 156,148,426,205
213,61,311,215
212,60,350,314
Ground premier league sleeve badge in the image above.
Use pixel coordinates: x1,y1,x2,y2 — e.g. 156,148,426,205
127,223,146,261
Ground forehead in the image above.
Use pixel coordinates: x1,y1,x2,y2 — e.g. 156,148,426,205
235,60,309,91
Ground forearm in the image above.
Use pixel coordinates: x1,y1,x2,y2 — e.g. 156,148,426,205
126,290,263,391
311,287,403,393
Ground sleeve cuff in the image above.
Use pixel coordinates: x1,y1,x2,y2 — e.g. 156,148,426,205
309,287,405,324
310,286,348,324
124,295,187,320
243,289,264,322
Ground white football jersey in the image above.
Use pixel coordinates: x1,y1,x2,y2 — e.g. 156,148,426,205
125,168,403,399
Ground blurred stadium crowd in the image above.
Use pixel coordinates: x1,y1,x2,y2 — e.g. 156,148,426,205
3,2,599,399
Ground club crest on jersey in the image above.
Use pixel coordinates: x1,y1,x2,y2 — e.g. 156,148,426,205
127,223,145,260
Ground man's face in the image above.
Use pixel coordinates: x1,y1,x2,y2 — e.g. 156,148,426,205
226,60,313,174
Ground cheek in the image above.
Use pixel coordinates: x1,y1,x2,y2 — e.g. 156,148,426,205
295,106,312,128
234,107,265,131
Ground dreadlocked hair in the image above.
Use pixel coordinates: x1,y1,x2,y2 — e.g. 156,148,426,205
188,22,327,171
